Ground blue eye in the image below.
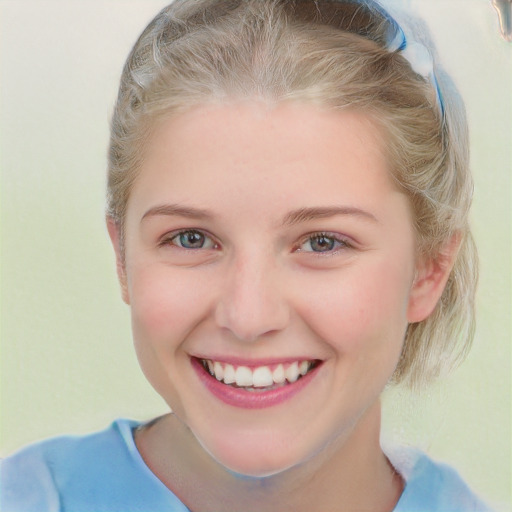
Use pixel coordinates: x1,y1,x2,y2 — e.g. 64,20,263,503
299,233,348,253
169,230,216,250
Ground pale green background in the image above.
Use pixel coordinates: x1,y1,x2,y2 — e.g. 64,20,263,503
1,0,510,510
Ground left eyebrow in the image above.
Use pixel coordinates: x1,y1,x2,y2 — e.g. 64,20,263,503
282,206,378,226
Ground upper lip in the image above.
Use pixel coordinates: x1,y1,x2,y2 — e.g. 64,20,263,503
191,355,322,368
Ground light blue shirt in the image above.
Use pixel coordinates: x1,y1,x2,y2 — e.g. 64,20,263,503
1,419,491,512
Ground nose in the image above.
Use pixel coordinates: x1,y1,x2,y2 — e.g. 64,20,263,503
214,252,290,342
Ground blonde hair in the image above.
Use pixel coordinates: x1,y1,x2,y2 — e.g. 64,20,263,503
107,0,477,388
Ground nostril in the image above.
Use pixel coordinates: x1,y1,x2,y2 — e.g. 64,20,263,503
214,271,290,342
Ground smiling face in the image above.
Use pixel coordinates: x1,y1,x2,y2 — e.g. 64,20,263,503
109,102,441,477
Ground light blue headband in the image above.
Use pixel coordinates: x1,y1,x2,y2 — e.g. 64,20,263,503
386,21,445,116
318,0,445,116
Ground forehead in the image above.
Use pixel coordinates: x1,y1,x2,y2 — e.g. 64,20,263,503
126,101,404,224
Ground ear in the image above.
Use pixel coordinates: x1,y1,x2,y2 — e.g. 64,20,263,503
106,216,130,305
407,233,461,323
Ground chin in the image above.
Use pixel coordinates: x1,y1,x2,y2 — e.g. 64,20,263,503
194,430,304,478
218,454,297,479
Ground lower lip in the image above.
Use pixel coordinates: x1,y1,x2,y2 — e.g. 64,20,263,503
191,357,320,409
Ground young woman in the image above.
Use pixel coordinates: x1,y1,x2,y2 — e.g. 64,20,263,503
1,1,493,510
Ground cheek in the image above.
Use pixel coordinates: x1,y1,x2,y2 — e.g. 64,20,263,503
128,265,211,349
126,265,215,408
296,259,412,355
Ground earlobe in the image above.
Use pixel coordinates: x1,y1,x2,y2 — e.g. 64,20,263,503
106,216,130,305
407,234,461,323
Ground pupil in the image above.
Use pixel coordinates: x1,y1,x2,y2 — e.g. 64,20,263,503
312,235,334,252
181,231,204,248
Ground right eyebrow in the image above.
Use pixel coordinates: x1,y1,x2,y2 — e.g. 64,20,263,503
141,204,214,223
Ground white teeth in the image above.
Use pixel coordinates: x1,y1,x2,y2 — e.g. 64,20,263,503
213,361,224,381
223,364,236,384
252,366,274,387
272,364,286,384
285,361,299,383
202,359,316,387
235,366,253,387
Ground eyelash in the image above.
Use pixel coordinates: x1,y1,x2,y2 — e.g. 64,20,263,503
159,229,352,254
159,229,218,250
295,232,352,254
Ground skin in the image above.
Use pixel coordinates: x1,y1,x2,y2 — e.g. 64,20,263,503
108,102,456,512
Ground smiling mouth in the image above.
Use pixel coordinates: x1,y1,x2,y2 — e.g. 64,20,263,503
197,358,321,392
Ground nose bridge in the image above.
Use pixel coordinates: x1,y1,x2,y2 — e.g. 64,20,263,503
215,248,289,342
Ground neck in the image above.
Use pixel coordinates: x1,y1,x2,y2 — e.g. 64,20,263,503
135,401,403,512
